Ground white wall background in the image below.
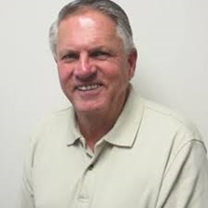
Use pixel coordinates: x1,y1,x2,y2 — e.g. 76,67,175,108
0,0,207,207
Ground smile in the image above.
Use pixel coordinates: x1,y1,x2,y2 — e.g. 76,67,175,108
76,84,102,91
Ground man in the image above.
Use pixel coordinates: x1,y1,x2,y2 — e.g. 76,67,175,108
19,0,208,207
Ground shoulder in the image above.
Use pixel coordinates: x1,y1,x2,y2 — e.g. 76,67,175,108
142,98,199,135
39,106,74,129
139,97,206,152
29,106,74,145
45,106,74,123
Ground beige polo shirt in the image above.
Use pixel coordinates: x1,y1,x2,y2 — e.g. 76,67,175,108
19,88,208,208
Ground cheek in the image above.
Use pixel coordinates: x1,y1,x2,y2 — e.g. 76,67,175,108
107,62,130,82
57,64,73,85
101,60,125,75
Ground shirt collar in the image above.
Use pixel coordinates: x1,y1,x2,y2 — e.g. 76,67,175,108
66,108,81,146
103,87,144,148
66,86,144,148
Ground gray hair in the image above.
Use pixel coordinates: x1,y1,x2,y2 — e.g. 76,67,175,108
49,0,135,58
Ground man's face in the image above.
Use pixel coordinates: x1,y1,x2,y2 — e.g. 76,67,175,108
56,9,137,115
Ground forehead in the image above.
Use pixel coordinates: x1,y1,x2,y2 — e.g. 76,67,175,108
57,9,122,49
58,9,118,37
59,7,116,27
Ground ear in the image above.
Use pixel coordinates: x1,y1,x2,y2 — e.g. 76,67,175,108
127,48,137,80
54,54,58,64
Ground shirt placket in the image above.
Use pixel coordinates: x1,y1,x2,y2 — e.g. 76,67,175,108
76,138,104,208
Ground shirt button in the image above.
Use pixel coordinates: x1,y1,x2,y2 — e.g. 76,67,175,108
88,164,94,170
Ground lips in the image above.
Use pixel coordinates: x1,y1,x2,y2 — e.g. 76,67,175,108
75,84,102,91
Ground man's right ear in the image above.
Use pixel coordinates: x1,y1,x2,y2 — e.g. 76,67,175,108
127,48,138,80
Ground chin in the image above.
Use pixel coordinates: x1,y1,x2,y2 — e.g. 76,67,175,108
73,101,106,114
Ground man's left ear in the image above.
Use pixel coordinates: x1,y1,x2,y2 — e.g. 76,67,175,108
127,48,137,80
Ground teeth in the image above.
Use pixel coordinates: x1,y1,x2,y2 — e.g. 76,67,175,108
77,84,101,91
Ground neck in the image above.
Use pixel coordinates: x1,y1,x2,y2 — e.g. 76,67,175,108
77,114,115,150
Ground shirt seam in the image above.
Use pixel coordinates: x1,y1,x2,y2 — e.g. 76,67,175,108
163,139,206,179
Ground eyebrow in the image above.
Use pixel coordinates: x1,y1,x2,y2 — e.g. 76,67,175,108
58,49,78,58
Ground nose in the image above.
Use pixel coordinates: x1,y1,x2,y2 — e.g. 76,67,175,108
74,52,97,80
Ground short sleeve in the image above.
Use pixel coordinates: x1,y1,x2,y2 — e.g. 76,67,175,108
156,140,208,208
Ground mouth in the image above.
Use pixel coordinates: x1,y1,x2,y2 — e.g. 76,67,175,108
76,84,103,92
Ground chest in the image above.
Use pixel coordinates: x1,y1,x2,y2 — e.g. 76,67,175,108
32,142,167,208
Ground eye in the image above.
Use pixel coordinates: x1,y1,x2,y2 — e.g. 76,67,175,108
90,50,110,60
61,52,79,62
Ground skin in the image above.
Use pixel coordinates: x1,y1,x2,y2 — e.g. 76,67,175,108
56,9,137,149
